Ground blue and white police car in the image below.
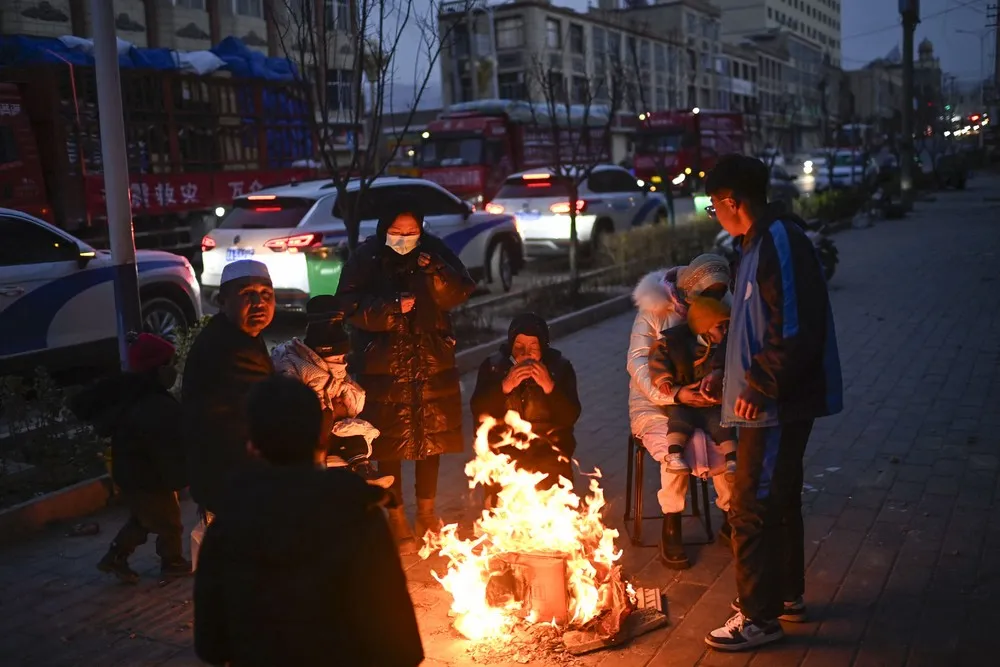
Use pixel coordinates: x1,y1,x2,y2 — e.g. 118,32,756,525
486,165,670,259
0,209,202,374
201,176,523,312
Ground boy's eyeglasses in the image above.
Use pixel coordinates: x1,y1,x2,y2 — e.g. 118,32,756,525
706,197,735,219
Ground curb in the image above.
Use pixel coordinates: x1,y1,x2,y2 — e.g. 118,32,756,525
456,292,632,375
0,475,115,546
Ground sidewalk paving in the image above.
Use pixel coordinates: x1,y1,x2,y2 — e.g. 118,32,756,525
2,179,999,666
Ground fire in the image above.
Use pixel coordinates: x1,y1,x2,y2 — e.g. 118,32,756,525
419,411,627,642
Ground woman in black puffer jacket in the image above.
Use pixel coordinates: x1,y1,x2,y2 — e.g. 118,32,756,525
336,209,475,554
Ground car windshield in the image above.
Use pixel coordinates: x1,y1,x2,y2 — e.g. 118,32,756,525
495,174,572,199
635,129,685,154
418,137,484,167
218,197,315,229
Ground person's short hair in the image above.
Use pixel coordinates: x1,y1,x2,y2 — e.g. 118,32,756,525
705,154,769,207
247,375,324,465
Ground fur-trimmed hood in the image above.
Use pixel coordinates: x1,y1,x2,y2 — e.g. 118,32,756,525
632,267,685,315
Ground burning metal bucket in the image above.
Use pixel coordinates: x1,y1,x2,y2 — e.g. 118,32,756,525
488,552,570,626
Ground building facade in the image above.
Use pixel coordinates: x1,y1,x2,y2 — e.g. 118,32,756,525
718,41,759,115
844,58,903,137
438,0,706,112
712,0,841,66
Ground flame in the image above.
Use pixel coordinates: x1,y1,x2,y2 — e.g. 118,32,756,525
420,411,627,641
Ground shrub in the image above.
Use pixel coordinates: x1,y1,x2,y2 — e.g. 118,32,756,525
601,219,720,286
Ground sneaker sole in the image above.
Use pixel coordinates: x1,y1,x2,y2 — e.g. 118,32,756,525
367,476,395,489
705,627,784,651
729,600,808,623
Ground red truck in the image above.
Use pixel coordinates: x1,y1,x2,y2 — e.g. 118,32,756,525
0,61,315,256
633,110,745,192
417,100,611,206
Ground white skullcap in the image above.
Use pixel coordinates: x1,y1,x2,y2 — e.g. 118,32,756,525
221,259,272,286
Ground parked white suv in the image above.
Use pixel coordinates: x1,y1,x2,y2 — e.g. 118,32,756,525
487,165,669,258
0,208,202,374
201,177,523,311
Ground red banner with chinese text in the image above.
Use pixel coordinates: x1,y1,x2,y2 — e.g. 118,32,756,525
83,169,317,217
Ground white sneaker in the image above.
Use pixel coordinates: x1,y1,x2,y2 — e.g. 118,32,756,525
664,452,691,474
705,611,784,651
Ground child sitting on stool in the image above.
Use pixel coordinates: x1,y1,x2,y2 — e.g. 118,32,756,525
649,296,737,475
271,295,392,489
471,313,581,504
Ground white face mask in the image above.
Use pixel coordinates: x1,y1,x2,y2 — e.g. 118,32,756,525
386,234,419,255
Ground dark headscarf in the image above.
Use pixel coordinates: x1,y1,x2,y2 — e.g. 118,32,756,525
507,313,550,349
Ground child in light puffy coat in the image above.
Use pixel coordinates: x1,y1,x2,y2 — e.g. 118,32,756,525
271,296,393,488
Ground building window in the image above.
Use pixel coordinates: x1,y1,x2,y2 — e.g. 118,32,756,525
639,40,651,70
609,32,622,66
496,17,525,50
569,24,585,55
325,69,354,113
324,0,350,32
235,0,262,17
546,18,562,50
654,43,666,69
176,0,206,9
571,76,589,104
547,70,566,102
498,72,528,100
768,7,773,18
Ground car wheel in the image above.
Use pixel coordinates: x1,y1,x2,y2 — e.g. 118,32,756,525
654,209,669,225
591,225,615,264
142,297,189,344
489,240,514,293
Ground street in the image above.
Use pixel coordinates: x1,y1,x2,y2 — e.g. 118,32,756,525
1,176,998,666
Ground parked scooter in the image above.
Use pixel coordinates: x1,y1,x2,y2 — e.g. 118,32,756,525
713,220,839,282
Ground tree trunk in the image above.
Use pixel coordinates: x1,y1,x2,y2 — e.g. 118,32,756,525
568,187,579,297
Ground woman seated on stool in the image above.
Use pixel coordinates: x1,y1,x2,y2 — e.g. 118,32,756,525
626,255,735,570
470,314,581,504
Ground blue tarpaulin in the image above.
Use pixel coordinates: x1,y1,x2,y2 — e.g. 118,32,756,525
0,35,312,168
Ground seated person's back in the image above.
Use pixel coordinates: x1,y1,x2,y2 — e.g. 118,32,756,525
194,376,423,667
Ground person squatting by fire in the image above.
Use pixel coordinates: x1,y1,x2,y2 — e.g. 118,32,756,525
470,313,582,502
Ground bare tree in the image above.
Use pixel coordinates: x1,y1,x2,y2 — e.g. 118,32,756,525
526,53,623,294
270,0,468,252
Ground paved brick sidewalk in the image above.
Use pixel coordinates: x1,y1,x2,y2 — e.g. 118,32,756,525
2,180,999,666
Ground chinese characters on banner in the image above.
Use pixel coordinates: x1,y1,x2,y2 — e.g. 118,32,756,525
84,169,314,217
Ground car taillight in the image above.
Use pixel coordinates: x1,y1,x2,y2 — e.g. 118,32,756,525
201,235,217,252
549,200,588,215
485,202,505,215
264,233,319,252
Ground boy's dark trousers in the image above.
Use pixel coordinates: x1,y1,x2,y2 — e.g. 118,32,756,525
112,490,184,561
730,420,814,621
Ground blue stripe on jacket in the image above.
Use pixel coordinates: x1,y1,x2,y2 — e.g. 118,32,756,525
768,220,799,338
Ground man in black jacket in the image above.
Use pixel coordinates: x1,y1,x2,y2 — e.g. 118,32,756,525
182,260,275,518
471,313,582,496
194,375,424,667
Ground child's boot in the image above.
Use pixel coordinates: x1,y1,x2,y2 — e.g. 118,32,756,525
349,459,395,489
415,498,442,541
665,451,691,474
386,507,417,556
97,546,139,584
160,556,192,578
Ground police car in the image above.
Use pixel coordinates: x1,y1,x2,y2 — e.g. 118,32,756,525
486,165,670,258
201,176,523,311
0,208,203,374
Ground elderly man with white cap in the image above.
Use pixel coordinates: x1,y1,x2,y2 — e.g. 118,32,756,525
182,260,276,520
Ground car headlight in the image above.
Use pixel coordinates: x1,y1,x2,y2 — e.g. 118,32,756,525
671,173,686,185
803,163,813,175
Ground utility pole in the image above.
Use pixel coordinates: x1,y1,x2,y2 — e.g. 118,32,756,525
899,0,919,211
91,0,142,369
989,5,998,115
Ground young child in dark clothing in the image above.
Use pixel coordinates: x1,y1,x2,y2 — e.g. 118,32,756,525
271,295,393,489
72,333,190,584
649,297,737,475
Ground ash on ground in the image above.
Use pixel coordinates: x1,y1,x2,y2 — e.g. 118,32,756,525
463,623,582,665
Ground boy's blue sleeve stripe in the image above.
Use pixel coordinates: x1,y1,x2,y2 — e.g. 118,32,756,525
768,220,800,338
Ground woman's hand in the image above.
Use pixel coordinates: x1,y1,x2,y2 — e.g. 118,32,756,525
700,370,723,400
528,362,556,394
676,383,717,408
502,364,532,394
417,252,431,268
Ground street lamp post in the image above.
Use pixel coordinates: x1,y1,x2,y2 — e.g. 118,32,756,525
899,0,919,211
90,0,142,369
